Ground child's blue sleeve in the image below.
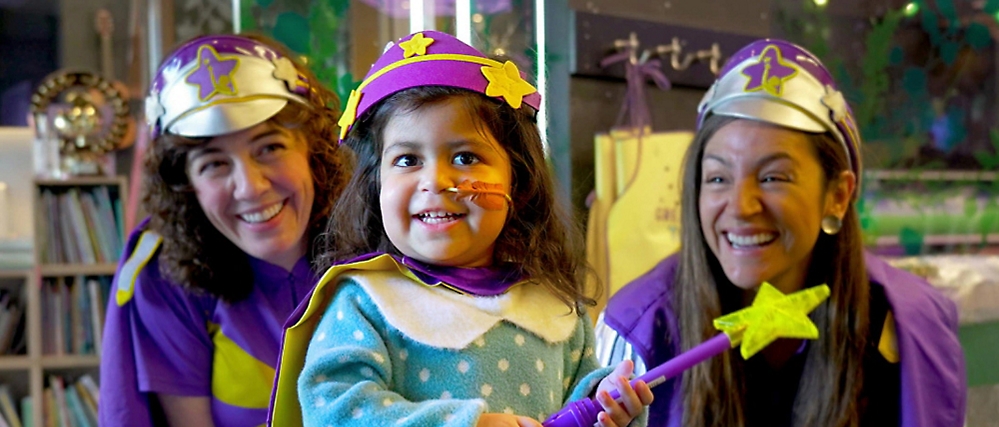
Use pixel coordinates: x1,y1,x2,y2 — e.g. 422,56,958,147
564,313,649,427
297,282,488,427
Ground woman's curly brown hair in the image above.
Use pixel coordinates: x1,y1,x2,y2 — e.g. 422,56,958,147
142,34,350,302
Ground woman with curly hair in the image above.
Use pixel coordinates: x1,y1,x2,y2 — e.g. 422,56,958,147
99,34,350,427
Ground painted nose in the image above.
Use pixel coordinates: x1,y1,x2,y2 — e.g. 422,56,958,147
418,161,456,194
233,162,270,200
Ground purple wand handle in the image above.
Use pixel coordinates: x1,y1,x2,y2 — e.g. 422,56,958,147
541,333,733,427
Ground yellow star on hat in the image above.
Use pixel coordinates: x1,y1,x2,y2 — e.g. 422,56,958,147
399,32,435,58
272,57,302,91
481,61,537,109
338,89,363,140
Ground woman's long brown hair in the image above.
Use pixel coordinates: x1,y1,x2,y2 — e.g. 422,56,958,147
676,115,869,427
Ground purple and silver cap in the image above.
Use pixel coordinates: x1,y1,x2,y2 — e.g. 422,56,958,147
145,34,311,139
337,30,541,141
697,39,861,177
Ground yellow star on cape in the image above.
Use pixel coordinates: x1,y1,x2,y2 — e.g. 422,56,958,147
398,32,435,58
713,282,830,359
480,61,537,109
338,89,363,140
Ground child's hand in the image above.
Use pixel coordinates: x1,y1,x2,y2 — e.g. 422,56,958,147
476,413,542,427
594,360,654,427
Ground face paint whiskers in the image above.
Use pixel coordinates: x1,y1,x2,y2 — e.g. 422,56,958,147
445,180,512,211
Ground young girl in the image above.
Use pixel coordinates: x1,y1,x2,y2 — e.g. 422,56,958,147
269,31,653,427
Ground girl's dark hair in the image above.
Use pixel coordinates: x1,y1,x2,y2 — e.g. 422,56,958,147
318,86,593,312
141,33,349,302
676,115,869,427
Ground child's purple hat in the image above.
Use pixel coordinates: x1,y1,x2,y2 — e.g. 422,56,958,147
145,34,311,139
697,39,861,177
337,30,542,141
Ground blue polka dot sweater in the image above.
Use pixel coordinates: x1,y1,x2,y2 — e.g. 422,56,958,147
297,269,624,427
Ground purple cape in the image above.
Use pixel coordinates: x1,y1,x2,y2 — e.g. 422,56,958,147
602,252,966,427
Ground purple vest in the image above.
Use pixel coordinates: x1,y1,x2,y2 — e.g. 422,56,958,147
603,252,966,427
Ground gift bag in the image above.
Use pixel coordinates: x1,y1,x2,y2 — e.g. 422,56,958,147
585,40,692,311
587,128,691,311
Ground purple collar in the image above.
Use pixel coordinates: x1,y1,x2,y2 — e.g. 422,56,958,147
249,255,316,290
339,252,523,296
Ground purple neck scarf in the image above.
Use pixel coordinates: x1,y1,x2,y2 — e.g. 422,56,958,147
340,252,524,296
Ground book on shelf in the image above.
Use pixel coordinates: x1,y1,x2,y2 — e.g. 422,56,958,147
38,185,124,266
19,397,30,427
40,375,98,427
0,290,24,355
72,381,96,425
40,277,109,356
42,388,54,427
0,385,21,427
76,375,98,408
86,280,104,357
63,387,92,427
47,376,70,427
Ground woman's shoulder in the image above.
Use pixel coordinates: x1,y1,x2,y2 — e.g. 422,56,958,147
864,252,958,327
115,221,215,309
604,255,679,318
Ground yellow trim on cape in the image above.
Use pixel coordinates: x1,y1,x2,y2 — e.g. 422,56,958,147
115,231,162,306
270,254,473,427
209,322,276,409
878,310,900,364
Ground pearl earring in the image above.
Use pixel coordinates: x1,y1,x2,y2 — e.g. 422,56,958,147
821,215,842,235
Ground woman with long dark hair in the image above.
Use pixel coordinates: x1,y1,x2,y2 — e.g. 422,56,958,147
596,39,965,427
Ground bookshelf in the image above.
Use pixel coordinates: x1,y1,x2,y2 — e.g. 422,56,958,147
0,175,124,427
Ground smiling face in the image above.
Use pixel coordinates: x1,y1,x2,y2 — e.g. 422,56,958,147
379,98,512,268
186,122,315,270
699,119,853,294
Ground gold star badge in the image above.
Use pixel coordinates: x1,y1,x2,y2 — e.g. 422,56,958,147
480,61,537,109
713,282,830,359
821,84,848,122
338,89,363,140
272,57,302,92
398,32,435,58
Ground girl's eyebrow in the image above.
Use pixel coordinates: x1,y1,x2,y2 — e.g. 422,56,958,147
448,138,503,156
383,140,421,152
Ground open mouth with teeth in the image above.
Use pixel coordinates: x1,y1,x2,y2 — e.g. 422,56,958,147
239,200,286,224
415,211,467,224
726,232,778,248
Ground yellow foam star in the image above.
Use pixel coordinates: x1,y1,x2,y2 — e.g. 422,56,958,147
398,32,435,58
338,89,362,140
713,282,830,359
480,60,537,109
272,57,301,91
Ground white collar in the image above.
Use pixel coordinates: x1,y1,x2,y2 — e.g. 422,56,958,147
345,270,578,350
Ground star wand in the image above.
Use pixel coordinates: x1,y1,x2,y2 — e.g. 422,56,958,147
542,282,831,427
